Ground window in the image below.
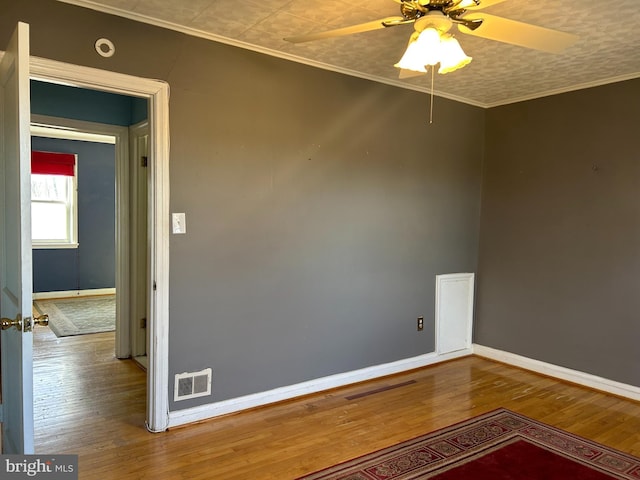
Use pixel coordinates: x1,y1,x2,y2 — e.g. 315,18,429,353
31,151,78,248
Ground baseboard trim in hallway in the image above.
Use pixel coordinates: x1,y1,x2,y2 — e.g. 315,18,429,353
33,288,116,300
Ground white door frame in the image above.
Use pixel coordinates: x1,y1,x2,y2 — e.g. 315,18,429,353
29,57,170,432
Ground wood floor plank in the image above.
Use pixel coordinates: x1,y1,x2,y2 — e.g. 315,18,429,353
33,326,640,479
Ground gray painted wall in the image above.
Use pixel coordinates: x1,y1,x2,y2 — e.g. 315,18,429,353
32,136,116,293
476,79,640,387
1,1,484,409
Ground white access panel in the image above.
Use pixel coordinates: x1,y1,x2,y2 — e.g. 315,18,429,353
436,273,474,355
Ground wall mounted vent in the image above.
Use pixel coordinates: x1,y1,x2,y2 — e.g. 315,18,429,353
174,368,212,401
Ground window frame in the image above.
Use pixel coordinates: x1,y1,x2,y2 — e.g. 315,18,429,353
31,154,79,249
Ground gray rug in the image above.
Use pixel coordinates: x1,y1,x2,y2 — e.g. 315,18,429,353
33,295,116,337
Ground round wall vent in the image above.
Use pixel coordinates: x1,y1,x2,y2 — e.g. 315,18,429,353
95,38,115,58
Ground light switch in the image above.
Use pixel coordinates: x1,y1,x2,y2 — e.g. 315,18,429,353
172,213,186,234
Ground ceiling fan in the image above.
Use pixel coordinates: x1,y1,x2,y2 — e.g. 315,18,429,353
284,0,578,75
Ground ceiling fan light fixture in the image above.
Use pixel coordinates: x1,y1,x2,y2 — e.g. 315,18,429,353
415,28,443,66
438,35,472,74
394,28,442,73
394,32,427,72
457,0,480,8
395,28,471,75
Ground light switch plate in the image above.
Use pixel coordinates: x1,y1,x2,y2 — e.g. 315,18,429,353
172,213,186,234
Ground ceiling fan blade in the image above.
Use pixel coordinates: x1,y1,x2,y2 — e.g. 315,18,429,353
284,16,406,43
458,13,578,53
398,69,426,79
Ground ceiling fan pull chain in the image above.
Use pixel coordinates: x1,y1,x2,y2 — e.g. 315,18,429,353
429,66,435,124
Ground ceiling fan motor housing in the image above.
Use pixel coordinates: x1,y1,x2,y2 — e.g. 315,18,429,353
414,11,453,34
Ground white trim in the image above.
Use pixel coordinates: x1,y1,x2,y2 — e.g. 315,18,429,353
147,75,171,433
31,115,121,142
33,288,116,300
29,57,171,433
167,349,471,428
482,72,640,108
32,242,79,249
473,344,640,402
31,124,116,144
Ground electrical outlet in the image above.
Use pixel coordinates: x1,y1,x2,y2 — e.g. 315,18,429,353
417,316,424,331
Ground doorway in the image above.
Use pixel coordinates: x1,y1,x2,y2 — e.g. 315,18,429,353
29,115,150,447
30,78,150,362
30,122,120,343
30,57,170,433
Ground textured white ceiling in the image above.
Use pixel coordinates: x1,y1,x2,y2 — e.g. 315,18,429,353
60,0,640,107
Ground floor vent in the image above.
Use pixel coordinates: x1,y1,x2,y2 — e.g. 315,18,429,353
345,380,417,400
174,368,212,401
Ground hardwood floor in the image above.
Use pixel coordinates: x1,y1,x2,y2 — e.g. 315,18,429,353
33,326,640,479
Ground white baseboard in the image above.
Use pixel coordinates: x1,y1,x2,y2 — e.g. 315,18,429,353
473,344,640,402
33,288,116,300
168,348,472,428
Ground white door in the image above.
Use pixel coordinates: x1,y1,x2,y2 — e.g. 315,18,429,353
436,273,474,355
0,22,34,453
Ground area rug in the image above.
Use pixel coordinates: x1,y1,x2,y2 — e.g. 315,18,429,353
298,408,640,479
33,295,116,337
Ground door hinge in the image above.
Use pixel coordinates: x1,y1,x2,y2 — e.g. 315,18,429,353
140,318,147,329
141,156,148,167
153,281,157,291
0,404,4,423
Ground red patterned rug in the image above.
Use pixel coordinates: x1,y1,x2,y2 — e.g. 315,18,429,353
297,408,640,479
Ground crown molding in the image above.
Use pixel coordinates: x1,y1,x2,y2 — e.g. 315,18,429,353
484,72,640,108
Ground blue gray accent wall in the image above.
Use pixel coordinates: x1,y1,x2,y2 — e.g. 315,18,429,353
31,80,147,126
32,136,116,293
476,79,640,387
5,1,483,410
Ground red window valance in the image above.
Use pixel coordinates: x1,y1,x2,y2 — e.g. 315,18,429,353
31,151,76,176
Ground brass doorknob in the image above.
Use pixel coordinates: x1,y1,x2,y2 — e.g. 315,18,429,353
23,314,50,332
1,314,23,331
34,314,49,327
